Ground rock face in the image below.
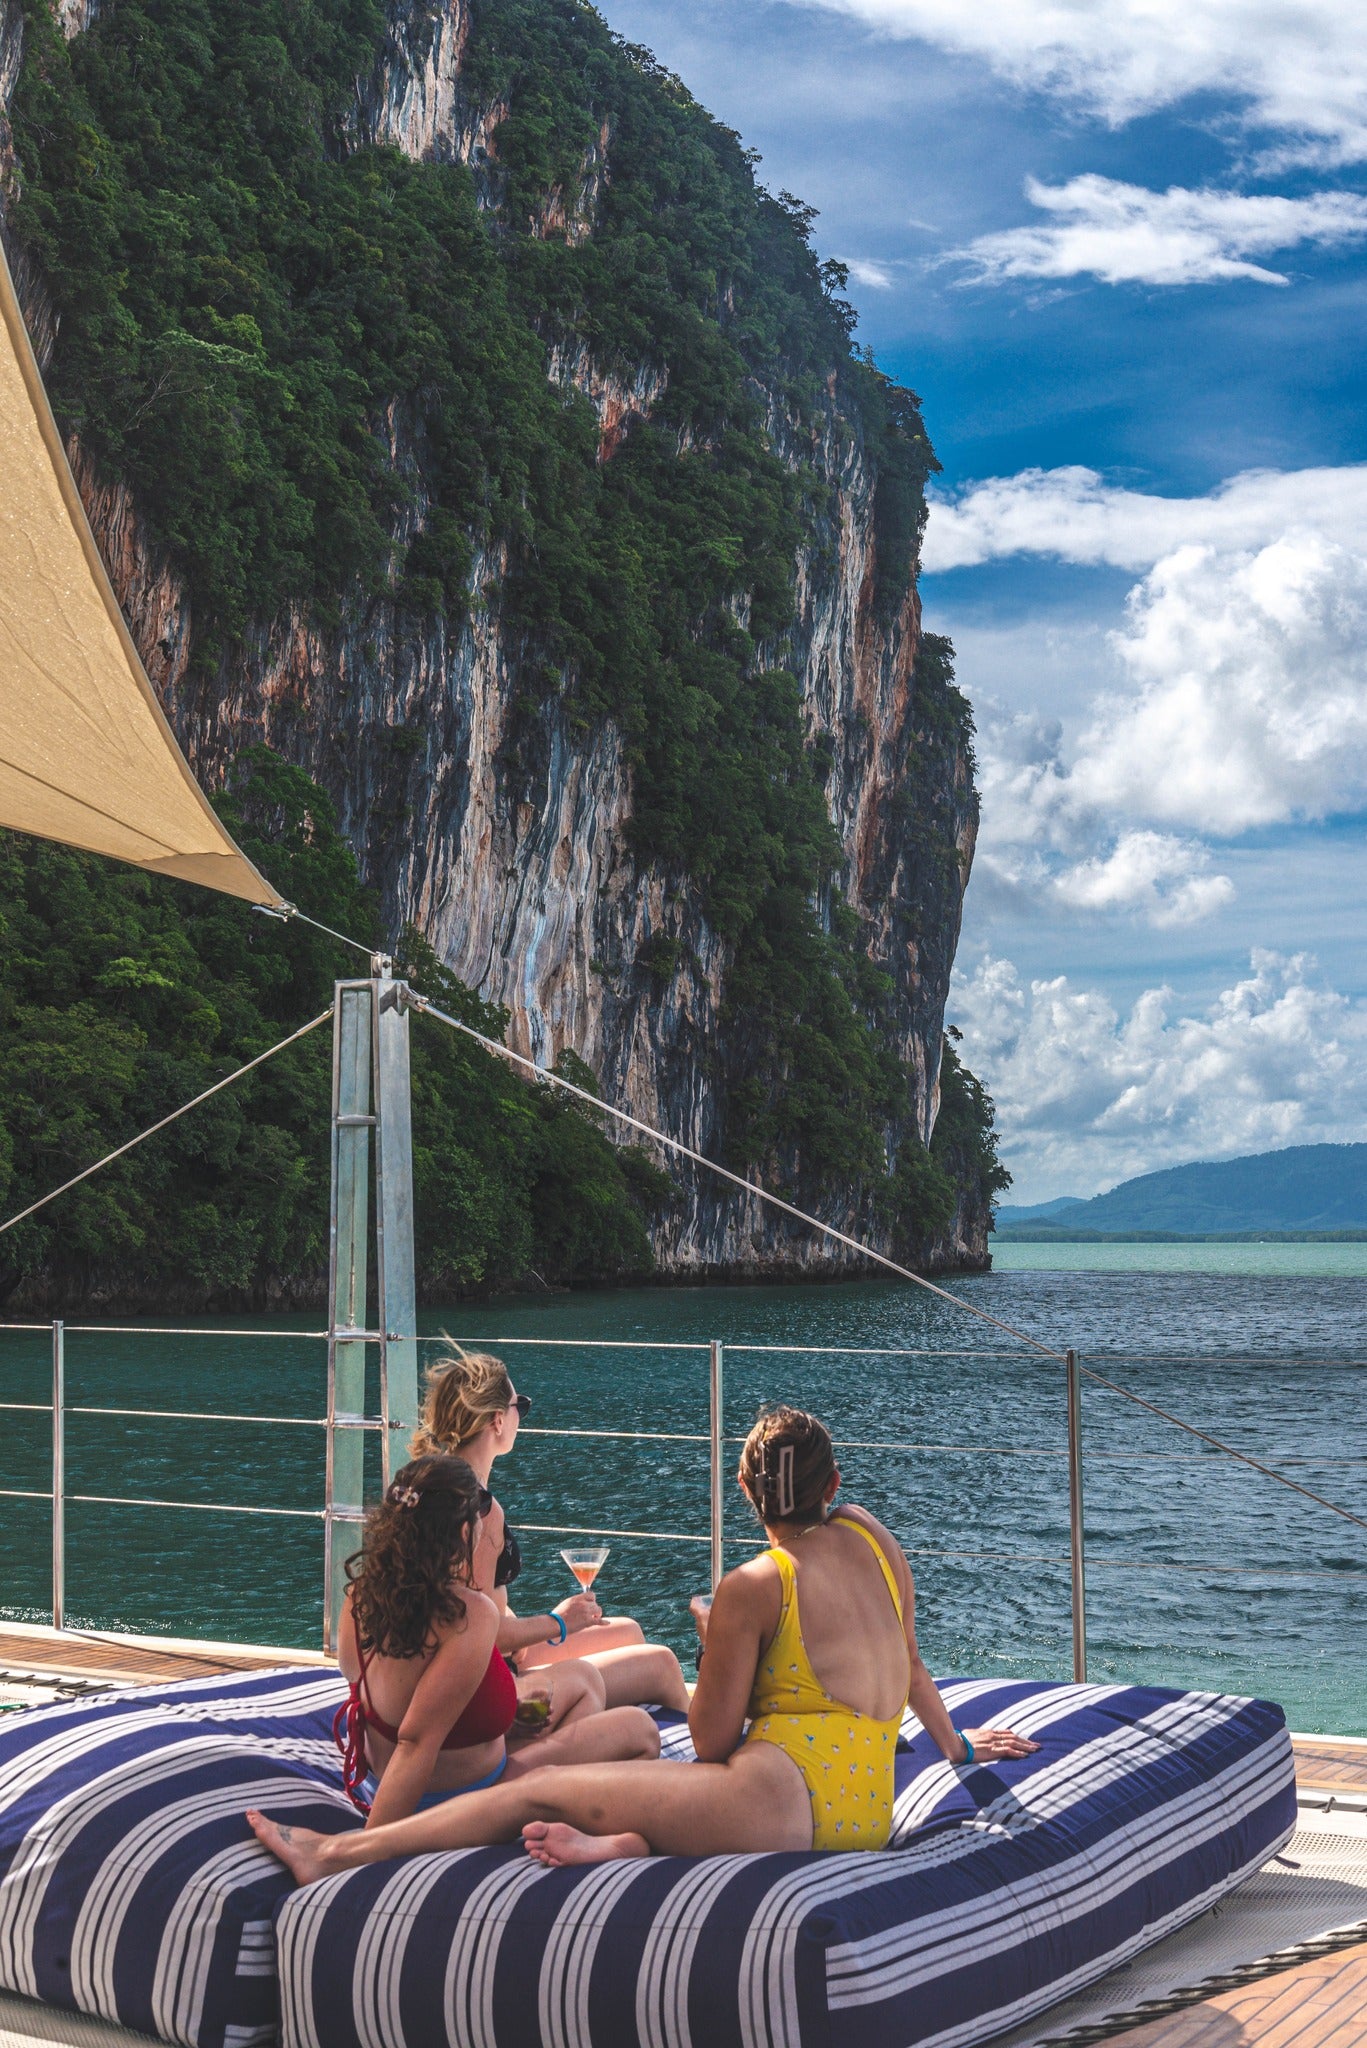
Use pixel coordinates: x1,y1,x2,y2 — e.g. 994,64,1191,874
0,0,987,1278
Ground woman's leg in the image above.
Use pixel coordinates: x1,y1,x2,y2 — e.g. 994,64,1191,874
505,1704,659,1776
579,1643,690,1714
248,1745,810,1885
517,1658,605,1736
519,1616,645,1667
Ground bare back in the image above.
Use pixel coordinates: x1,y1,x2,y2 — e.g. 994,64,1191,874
761,1508,911,1720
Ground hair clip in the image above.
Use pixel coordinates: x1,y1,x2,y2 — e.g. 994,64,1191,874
777,1443,795,1517
389,1484,421,1509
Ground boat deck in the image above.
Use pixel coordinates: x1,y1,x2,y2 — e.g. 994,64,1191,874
0,1622,1363,2048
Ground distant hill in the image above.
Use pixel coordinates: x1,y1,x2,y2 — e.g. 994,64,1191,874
996,1197,1087,1224
995,1144,1367,1238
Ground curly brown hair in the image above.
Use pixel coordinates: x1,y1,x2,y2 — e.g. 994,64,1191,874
738,1406,836,1525
345,1454,484,1660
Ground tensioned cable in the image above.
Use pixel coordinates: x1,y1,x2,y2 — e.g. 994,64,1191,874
251,901,377,962
406,991,1067,1361
404,989,1367,1519
0,1009,333,1238
1081,1363,1367,1533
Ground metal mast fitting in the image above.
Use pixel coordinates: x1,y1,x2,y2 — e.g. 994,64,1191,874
323,971,419,1650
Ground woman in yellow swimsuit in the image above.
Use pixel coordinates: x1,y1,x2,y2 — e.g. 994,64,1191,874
249,1406,1038,1880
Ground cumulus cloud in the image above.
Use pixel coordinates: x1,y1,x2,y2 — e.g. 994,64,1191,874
970,707,1239,927
952,948,1367,1195
1077,534,1367,832
947,176,1367,287
927,469,1367,839
923,462,1367,573
1052,831,1236,925
795,0,1367,164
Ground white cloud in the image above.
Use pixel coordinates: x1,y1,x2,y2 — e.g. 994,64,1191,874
947,176,1367,287
926,468,1367,833
970,707,1238,927
952,948,1367,1196
1076,533,1367,832
1052,830,1236,925
841,256,897,288
796,0,1367,164
923,462,1367,573
933,471,1367,922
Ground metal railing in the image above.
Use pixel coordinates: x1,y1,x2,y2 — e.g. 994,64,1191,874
3,1320,1363,1673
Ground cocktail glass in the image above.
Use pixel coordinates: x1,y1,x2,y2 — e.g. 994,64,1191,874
560,1545,609,1592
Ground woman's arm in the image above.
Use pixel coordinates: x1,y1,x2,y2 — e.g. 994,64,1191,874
687,1563,777,1762
840,1505,1039,1767
478,1497,602,1657
363,1593,501,1828
496,1596,601,1658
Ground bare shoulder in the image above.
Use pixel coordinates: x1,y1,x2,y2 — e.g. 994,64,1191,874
432,1585,500,1655
833,1504,914,1580
717,1551,783,1622
462,1586,501,1633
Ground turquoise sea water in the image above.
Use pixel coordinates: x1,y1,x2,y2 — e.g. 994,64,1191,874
1,1250,1363,1733
995,1241,1367,1279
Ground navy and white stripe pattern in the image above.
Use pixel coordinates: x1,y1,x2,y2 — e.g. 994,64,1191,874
0,1672,1294,2048
277,1680,1295,2048
0,1666,356,2047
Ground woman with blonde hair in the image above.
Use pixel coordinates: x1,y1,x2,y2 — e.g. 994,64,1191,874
251,1404,1036,1875
412,1345,690,1713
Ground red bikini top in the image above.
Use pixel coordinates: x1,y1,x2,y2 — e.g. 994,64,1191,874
333,1639,517,1812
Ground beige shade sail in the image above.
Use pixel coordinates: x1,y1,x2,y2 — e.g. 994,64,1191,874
0,235,282,906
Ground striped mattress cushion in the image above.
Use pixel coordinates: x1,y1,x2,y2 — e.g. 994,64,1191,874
0,1671,1294,2048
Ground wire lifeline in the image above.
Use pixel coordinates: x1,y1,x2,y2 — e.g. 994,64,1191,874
405,990,1067,1361
1081,1363,1367,1533
0,1008,334,1239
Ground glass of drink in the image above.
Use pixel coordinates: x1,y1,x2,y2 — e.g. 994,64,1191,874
560,1545,609,1592
513,1673,553,1735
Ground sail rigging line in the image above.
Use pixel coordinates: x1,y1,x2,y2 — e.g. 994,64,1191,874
1081,1363,1367,1534
0,1007,334,1239
251,901,379,962
404,989,1068,1361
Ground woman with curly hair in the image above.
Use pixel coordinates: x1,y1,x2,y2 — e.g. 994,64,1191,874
411,1346,689,1713
253,1407,1036,1869
331,1454,660,1827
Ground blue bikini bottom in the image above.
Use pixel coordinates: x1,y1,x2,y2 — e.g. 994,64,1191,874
360,1753,509,1812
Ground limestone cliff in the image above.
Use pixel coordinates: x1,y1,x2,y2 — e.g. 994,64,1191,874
1,0,992,1280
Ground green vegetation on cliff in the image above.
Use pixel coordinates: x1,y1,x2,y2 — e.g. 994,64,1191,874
0,752,666,1306
6,0,1001,1274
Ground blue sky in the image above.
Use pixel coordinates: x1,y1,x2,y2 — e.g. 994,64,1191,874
602,0,1367,1200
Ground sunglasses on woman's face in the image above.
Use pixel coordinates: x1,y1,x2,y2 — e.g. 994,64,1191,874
509,1393,531,1419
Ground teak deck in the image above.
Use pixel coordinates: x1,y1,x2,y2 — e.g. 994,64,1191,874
1114,1945,1367,2047
1,1621,1363,2047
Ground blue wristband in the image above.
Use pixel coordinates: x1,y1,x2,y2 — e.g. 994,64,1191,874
548,1613,567,1645
953,1728,975,1765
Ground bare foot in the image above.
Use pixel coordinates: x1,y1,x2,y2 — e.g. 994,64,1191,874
246,1808,345,1887
522,1820,650,1867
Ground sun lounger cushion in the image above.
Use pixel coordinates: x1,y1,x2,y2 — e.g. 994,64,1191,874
278,1677,1294,2048
0,1671,1295,2048
0,1664,354,2048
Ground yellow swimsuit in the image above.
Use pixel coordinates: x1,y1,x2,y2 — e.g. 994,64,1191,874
746,1517,906,1852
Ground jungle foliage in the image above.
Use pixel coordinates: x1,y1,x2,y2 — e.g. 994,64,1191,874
0,752,666,1306
6,0,1000,1270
